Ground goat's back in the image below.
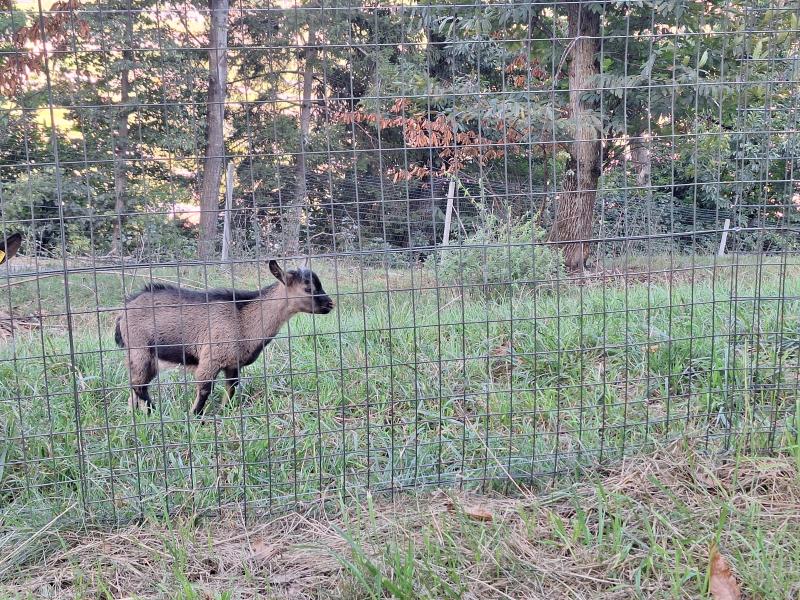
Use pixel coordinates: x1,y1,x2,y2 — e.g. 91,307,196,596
117,283,258,348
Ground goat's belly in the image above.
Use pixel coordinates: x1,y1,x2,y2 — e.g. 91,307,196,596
239,337,274,367
154,343,200,366
157,360,196,373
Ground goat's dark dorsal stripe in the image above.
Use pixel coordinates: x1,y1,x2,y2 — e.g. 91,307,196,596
128,282,276,309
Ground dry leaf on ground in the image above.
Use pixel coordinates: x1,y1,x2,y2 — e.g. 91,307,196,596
248,538,279,562
446,500,493,522
694,467,717,489
464,505,493,521
709,545,741,600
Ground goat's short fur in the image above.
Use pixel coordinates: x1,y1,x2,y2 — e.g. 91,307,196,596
115,260,334,415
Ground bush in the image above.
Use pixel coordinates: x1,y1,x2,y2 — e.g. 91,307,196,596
436,214,563,291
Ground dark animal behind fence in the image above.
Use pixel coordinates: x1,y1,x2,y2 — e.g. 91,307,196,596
115,260,334,415
0,233,22,265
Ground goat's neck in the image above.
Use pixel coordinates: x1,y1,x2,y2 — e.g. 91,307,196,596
243,284,294,347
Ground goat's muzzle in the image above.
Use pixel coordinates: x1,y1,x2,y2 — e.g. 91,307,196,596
316,298,335,314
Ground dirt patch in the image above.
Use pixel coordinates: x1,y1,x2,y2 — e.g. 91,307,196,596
0,308,41,341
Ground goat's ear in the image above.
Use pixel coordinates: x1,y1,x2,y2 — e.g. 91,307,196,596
0,233,22,265
269,260,286,284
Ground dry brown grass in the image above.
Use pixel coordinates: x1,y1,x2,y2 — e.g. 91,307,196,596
0,308,41,340
2,442,798,599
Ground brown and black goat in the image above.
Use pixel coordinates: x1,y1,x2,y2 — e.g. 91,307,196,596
0,232,22,265
115,260,334,415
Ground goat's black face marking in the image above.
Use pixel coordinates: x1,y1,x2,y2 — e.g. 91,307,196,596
289,268,334,314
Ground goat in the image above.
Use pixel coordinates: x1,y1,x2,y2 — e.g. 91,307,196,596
114,260,334,415
0,232,22,265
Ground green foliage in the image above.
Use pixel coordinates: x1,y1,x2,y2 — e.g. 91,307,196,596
1,0,798,257
0,168,100,255
437,213,563,290
0,169,196,258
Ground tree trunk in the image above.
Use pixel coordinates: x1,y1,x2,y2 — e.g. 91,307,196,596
549,2,601,270
630,135,651,188
284,21,316,256
112,1,134,256
197,0,229,259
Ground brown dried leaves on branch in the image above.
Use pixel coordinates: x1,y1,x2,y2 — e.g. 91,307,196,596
337,98,528,181
0,0,86,96
505,53,548,84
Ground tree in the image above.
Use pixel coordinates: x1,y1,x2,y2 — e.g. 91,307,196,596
112,0,134,256
3,0,793,260
284,16,317,256
548,2,601,270
198,0,229,259
340,0,752,263
2,0,205,256
0,0,82,95
228,0,389,255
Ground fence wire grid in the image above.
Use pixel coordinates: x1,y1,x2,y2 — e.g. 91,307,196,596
1,0,799,524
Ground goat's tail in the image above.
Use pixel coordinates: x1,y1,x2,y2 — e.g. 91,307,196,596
114,317,125,348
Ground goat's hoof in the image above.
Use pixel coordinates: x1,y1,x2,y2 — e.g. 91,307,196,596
198,413,219,426
129,394,153,414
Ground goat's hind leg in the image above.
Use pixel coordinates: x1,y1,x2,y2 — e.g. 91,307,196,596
222,367,240,408
191,363,220,416
126,348,157,413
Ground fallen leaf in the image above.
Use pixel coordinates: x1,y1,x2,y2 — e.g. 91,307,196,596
446,499,493,522
491,339,513,357
249,538,278,562
709,545,741,600
694,467,717,489
463,505,493,521
270,573,295,585
490,339,520,378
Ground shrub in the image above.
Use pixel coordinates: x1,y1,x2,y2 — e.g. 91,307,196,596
436,214,563,291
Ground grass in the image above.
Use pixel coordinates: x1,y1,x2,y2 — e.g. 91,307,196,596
0,253,799,530
1,443,798,598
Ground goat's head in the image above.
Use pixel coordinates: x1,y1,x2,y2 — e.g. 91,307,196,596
269,259,335,315
0,233,22,266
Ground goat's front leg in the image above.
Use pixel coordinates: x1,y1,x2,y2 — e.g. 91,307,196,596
222,367,239,408
191,363,220,416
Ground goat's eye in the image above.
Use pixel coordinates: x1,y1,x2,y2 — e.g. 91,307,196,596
305,288,312,294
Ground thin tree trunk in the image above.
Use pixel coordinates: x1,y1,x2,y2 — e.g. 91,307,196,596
284,20,316,256
197,0,229,259
630,135,651,188
549,2,601,270
112,0,134,256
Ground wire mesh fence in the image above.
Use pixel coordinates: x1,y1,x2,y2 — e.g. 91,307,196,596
1,0,799,525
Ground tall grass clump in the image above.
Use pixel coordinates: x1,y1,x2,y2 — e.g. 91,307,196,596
436,214,563,291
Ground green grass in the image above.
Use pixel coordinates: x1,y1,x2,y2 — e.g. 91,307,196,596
1,255,799,527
